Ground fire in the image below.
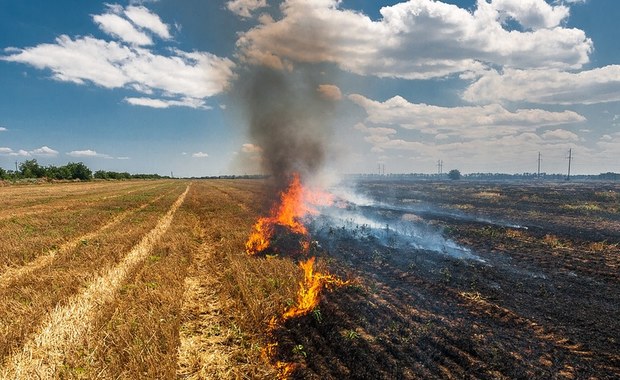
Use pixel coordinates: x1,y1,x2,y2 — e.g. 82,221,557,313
283,257,348,320
246,173,346,379
245,173,333,255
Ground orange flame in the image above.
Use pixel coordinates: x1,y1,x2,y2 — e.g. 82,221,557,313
247,173,345,379
245,173,333,255
283,257,348,320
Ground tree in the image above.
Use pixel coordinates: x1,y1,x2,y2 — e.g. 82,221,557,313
448,169,461,180
65,162,92,180
94,170,109,179
0,167,6,180
19,159,46,178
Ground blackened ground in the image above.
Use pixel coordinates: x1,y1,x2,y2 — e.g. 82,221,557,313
271,180,620,379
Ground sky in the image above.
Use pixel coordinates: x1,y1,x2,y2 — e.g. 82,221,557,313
0,0,618,177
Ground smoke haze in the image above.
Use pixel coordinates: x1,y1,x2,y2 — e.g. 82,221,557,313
239,66,335,189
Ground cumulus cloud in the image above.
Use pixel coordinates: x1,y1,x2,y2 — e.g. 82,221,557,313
227,0,268,18
463,66,620,105
491,0,569,30
124,5,171,39
192,152,209,158
541,129,579,141
67,149,112,158
93,13,153,46
1,4,235,109
31,146,59,157
317,84,342,101
237,0,592,79
0,127,7,132
0,146,59,157
349,93,585,140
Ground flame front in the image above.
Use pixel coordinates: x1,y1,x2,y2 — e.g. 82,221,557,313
283,257,348,320
246,173,345,379
245,173,332,255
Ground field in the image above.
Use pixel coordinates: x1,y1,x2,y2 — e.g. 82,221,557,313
0,179,618,379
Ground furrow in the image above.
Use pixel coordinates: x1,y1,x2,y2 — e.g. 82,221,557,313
0,185,189,379
0,192,168,289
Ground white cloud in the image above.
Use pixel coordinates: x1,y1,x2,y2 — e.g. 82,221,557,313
237,0,592,79
3,36,235,100
31,146,59,157
317,84,342,101
124,96,208,109
227,0,268,18
192,152,209,158
93,13,153,46
491,0,569,30
349,93,585,140
0,127,7,131
0,147,15,155
0,146,58,157
124,5,171,39
116,156,130,160
2,5,235,106
67,149,112,158
464,66,620,105
541,129,579,141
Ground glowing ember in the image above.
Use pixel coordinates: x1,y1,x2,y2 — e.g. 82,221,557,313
245,173,333,255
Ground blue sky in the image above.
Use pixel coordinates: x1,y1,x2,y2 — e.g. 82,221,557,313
1,0,618,177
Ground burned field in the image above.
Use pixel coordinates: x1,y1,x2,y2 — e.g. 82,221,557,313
269,179,620,379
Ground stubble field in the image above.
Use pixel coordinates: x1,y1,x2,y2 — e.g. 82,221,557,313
0,179,618,379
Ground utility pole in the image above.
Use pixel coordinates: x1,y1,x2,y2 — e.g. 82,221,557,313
382,164,385,176
566,148,572,181
377,164,381,176
537,152,541,179
15,161,18,173
437,159,443,175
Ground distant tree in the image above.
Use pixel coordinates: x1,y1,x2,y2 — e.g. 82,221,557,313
65,162,92,180
448,169,461,180
0,167,6,180
19,159,46,178
45,165,72,180
94,170,109,180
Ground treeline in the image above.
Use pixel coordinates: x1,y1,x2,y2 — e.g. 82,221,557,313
0,159,165,181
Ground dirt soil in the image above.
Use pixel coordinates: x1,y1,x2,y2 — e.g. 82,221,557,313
270,180,620,379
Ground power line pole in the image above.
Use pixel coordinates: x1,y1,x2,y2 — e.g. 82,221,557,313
15,161,18,173
566,148,572,181
437,159,443,175
537,152,541,179
382,164,385,176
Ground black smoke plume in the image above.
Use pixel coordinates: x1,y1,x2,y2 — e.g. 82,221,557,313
239,66,334,189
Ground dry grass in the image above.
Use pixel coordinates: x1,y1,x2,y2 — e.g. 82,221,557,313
0,180,166,219
0,181,177,271
0,185,189,378
0,183,186,361
178,181,303,378
0,179,322,378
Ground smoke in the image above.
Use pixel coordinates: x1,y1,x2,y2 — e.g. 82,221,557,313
237,66,335,188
